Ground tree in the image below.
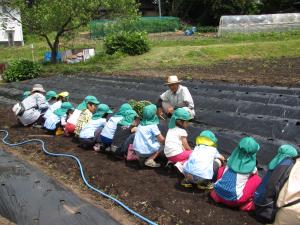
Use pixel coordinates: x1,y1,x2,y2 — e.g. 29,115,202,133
162,0,261,25
260,0,299,13
0,0,139,63
207,0,261,24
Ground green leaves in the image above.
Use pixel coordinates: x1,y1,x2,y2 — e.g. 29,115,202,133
104,31,150,56
128,99,152,118
3,59,41,82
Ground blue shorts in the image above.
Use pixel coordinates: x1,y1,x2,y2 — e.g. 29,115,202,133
100,135,113,146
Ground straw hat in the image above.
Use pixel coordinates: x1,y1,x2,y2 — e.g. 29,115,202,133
164,75,182,85
31,84,45,93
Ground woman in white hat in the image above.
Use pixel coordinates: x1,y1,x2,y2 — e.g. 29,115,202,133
157,75,195,118
18,84,49,126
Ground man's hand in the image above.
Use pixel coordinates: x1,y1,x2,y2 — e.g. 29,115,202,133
167,106,174,114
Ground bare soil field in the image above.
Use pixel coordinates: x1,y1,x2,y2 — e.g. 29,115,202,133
0,108,261,225
115,57,300,87
0,57,299,225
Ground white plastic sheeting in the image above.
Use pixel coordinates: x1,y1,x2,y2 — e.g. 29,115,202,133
218,13,300,36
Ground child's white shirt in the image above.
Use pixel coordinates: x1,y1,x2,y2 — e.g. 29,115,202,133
44,112,60,130
183,145,221,179
67,109,82,125
164,126,187,157
100,116,123,139
80,118,106,139
133,124,161,155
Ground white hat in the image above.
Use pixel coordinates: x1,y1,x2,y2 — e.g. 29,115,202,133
31,84,45,93
164,75,182,85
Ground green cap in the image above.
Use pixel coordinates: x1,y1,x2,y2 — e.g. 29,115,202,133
268,144,298,170
77,100,87,111
85,95,100,105
140,104,159,126
45,90,57,101
227,137,260,174
92,104,113,120
118,109,138,126
54,102,74,117
168,108,191,128
115,103,133,117
23,91,31,100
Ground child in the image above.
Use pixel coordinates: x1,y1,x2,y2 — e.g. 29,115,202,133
133,104,165,168
112,109,139,156
210,136,262,211
74,95,100,136
49,91,70,112
43,90,58,119
96,103,132,151
181,130,225,190
271,155,300,225
45,90,57,103
79,104,112,149
64,96,90,135
254,145,298,223
44,91,69,120
44,102,74,135
164,108,192,164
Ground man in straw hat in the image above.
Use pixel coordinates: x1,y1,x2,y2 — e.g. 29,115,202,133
18,84,49,126
157,75,195,118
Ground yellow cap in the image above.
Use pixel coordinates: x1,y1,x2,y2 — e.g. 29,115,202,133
195,136,217,147
58,91,69,98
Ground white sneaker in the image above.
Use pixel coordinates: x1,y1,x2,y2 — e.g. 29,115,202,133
174,162,184,174
144,159,161,168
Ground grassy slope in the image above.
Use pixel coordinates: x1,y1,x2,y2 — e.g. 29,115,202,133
0,31,300,74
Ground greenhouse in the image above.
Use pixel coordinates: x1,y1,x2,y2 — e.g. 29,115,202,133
218,13,300,36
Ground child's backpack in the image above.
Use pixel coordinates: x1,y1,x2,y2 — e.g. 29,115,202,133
12,102,25,116
254,157,297,223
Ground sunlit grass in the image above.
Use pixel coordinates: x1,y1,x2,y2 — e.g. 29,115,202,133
0,31,299,75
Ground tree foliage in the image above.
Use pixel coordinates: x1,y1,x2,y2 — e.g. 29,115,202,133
260,0,299,13
0,0,139,63
162,0,298,25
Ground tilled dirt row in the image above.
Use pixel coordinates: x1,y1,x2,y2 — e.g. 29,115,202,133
1,75,299,165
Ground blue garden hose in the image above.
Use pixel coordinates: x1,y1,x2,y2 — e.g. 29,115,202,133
0,129,158,225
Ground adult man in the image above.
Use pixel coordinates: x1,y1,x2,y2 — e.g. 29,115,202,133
157,75,195,118
18,84,49,126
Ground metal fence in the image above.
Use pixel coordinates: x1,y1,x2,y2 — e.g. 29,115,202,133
90,17,180,38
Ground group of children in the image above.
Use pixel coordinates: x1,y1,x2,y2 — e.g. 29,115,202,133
18,84,299,224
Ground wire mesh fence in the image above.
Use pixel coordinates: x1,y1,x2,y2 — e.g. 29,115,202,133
90,17,180,38
218,13,300,37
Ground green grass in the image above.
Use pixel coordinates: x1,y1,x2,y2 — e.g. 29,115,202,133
0,31,300,75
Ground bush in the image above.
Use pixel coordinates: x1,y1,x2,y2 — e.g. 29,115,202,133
104,31,150,56
3,59,41,82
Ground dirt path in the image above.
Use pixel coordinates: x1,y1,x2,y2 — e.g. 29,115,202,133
0,216,15,225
